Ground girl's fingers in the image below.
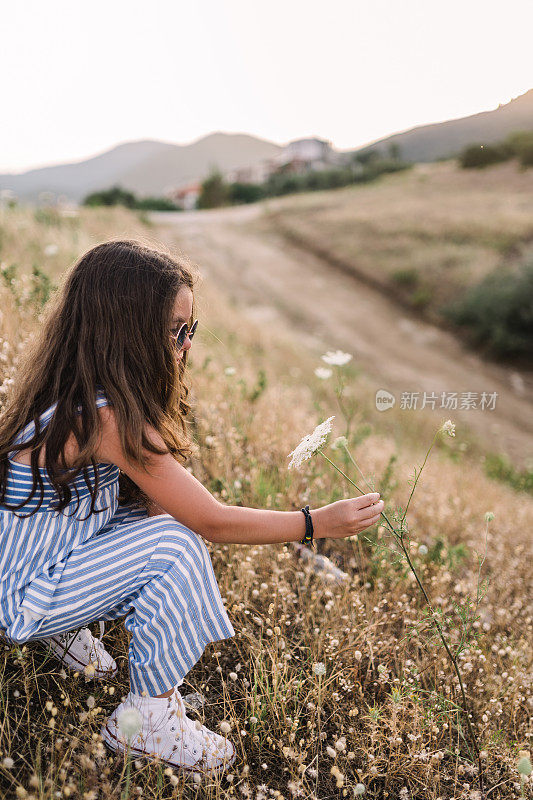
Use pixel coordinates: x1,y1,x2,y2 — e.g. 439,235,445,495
354,493,380,510
359,500,384,520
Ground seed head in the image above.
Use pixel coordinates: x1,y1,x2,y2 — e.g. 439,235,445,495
117,707,142,740
440,419,455,437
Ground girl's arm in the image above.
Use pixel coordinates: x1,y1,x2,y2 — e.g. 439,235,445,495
96,406,320,545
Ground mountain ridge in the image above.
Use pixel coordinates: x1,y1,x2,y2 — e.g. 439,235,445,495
1,89,532,202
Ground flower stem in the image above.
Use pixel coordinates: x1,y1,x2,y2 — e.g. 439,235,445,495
316,444,483,788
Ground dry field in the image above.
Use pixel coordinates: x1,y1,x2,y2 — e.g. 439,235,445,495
250,159,533,328
0,202,531,800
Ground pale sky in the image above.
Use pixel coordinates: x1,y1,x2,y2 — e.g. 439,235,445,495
2,0,532,173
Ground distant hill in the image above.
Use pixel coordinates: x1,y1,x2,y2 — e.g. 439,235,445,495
351,88,533,163
3,89,533,203
0,133,282,203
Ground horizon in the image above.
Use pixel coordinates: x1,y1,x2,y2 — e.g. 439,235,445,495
2,0,532,174
2,86,531,177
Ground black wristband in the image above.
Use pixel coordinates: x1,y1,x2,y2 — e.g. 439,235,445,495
300,505,315,548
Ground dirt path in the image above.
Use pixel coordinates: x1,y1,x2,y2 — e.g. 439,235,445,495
149,204,533,470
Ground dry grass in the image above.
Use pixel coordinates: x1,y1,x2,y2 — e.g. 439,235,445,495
0,202,531,799
252,159,533,319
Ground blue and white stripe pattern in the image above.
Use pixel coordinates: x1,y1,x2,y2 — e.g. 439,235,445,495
0,389,235,696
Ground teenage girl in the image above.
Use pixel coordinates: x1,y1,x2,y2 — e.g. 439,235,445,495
0,239,384,777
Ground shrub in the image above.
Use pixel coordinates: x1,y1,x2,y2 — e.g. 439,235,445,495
459,142,513,169
440,253,533,357
392,268,419,287
483,452,533,495
229,182,266,205
82,185,137,208
503,130,533,166
197,169,231,208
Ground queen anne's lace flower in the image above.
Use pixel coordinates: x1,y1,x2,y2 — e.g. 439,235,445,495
321,350,352,366
287,417,335,469
440,419,455,437
314,367,333,379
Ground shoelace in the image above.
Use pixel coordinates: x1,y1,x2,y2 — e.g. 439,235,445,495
55,621,108,661
148,694,205,762
169,692,216,756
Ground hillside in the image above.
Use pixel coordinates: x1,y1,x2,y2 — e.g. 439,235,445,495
0,202,531,798
0,132,282,203
250,159,533,363
352,87,533,162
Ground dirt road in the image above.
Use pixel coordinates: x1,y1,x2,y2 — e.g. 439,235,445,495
150,203,533,470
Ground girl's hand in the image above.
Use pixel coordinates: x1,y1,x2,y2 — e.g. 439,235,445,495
313,493,384,540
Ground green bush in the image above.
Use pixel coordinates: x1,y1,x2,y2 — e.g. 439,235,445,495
483,452,533,495
392,268,419,287
82,186,181,211
503,130,533,166
458,130,533,170
440,254,533,357
229,182,266,205
83,185,137,208
459,142,513,168
134,196,181,211
197,169,231,209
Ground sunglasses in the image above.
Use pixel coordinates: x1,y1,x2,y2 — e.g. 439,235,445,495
170,318,199,351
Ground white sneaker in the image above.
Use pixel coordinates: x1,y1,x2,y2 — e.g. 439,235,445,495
45,622,117,679
100,687,236,777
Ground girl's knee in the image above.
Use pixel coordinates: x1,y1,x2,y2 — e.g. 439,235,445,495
152,518,207,560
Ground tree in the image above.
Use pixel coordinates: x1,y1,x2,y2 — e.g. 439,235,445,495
197,168,231,209
82,185,137,207
388,142,402,161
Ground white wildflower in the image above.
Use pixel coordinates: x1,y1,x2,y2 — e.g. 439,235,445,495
335,736,346,752
354,784,366,796
418,544,428,556
44,244,58,256
314,367,333,380
517,754,532,776
287,416,335,469
287,779,305,797
117,707,142,740
321,350,353,366
312,662,326,676
440,419,455,437
2,756,14,769
219,720,232,734
485,511,495,522
224,367,236,376
326,745,337,758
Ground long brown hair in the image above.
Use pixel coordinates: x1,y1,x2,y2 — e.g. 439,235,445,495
0,238,200,518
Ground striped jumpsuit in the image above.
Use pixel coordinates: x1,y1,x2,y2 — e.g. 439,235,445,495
0,389,235,696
